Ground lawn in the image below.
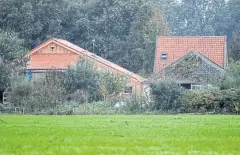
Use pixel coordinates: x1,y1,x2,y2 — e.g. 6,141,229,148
0,115,239,155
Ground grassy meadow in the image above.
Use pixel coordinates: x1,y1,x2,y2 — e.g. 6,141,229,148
0,115,239,155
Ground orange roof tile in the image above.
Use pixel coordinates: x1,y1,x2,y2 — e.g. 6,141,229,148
154,36,227,72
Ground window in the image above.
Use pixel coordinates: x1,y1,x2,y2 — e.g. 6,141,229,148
191,85,202,90
124,86,133,94
50,46,55,50
161,53,168,60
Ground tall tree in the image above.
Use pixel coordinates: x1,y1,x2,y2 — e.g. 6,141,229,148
229,32,240,61
0,29,25,61
0,0,73,47
166,0,228,36
226,0,240,39
0,57,10,91
0,0,168,74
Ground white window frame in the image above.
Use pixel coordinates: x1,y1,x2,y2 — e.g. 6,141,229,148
161,53,168,60
191,84,203,90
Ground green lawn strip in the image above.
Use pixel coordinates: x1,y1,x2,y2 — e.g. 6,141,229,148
0,115,239,155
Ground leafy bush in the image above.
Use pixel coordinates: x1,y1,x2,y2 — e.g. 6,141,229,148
73,102,116,115
8,77,33,108
220,61,240,89
8,71,66,114
180,90,219,113
64,58,126,103
116,99,145,114
98,72,126,104
150,80,185,112
64,58,102,102
218,89,240,113
180,89,240,114
0,29,25,61
0,58,10,91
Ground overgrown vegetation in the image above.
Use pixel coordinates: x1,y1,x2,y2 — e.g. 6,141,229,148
1,0,240,115
0,57,10,92
150,81,185,112
149,80,240,114
3,58,130,114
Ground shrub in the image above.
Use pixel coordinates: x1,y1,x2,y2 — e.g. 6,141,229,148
64,58,127,104
120,100,145,114
180,89,240,114
180,90,220,113
0,29,25,61
220,61,240,90
73,102,116,115
98,72,126,104
0,58,11,91
218,89,240,113
8,77,33,109
64,58,102,102
28,71,66,114
150,80,185,112
8,71,66,114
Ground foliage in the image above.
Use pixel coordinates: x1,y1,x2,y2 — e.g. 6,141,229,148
8,71,66,114
180,89,240,114
0,0,167,73
0,29,25,61
8,77,33,109
0,0,70,47
0,57,10,91
98,72,126,103
226,0,240,40
64,58,102,103
166,0,228,36
2,0,240,115
117,99,146,114
0,0,240,71
220,61,240,89
229,31,240,60
64,58,127,103
28,72,66,114
180,90,219,113
150,80,185,111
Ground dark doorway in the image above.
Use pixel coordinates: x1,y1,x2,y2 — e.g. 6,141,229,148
0,90,3,103
181,84,192,90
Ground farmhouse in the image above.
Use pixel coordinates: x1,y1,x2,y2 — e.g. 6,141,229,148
24,38,147,96
151,36,227,89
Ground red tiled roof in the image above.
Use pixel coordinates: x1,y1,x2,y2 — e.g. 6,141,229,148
25,38,146,82
154,36,226,72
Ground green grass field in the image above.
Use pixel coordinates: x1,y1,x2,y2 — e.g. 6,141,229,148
0,115,239,155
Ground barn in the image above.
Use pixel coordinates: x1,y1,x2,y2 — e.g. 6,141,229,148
25,38,147,96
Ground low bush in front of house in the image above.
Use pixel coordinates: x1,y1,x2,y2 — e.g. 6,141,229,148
149,80,240,114
150,80,185,113
2,61,240,115
3,78,240,115
13,100,146,115
179,89,240,114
